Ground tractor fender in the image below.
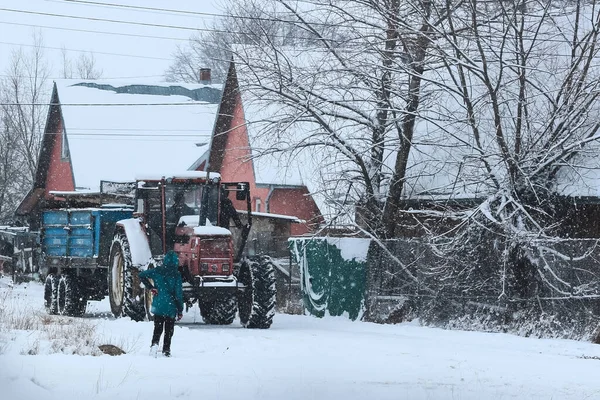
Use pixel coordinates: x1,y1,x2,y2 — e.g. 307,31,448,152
115,218,153,269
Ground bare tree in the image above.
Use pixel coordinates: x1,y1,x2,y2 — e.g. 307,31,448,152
61,46,74,79
224,0,442,240
411,0,600,300
165,0,325,83
217,0,600,300
0,113,23,223
61,48,103,80
1,31,50,185
75,52,103,80
0,31,50,221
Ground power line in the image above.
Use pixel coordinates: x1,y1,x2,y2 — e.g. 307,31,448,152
0,7,594,69
3,131,211,137
43,132,210,137
1,6,593,49
2,131,215,143
0,39,589,65
0,7,218,33
0,6,325,41
0,35,586,62
49,0,323,27
0,102,219,107
65,127,213,132
50,0,222,19
0,20,189,42
0,41,172,60
0,73,166,80
67,137,209,142
43,0,600,47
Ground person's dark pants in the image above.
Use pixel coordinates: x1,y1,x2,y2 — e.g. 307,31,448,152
152,315,175,353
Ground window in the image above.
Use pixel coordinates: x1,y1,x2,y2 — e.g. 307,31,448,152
61,129,69,160
255,198,262,213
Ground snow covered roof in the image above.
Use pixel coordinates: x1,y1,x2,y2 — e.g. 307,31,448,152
238,210,303,223
135,171,221,182
232,8,600,208
54,80,222,191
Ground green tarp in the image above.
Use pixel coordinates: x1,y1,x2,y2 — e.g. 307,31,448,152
289,237,370,320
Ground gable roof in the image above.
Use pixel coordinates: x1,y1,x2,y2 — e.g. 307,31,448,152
35,86,73,190
206,62,238,175
208,58,314,189
224,48,378,222
54,79,222,190
237,70,315,188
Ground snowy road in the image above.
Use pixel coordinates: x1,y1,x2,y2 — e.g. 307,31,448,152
2,279,600,400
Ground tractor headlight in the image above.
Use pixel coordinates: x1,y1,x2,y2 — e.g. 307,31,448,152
222,263,230,272
201,262,208,272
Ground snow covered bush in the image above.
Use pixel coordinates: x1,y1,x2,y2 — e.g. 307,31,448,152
0,289,39,332
0,283,103,355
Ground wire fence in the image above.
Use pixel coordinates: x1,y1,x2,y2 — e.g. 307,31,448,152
364,238,600,341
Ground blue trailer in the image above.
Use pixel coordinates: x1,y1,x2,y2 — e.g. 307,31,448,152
41,205,133,316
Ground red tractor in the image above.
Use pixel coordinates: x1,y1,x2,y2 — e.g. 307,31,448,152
107,172,276,329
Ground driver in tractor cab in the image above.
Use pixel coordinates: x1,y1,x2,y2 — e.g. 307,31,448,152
166,191,194,249
219,187,243,230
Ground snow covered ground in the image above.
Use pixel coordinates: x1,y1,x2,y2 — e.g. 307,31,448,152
2,277,600,400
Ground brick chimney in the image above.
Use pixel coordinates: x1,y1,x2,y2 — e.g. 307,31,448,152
199,68,211,85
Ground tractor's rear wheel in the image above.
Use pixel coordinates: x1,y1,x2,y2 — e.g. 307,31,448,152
237,257,276,329
56,274,87,317
108,234,126,317
109,233,146,321
44,273,58,315
199,295,237,325
124,267,146,322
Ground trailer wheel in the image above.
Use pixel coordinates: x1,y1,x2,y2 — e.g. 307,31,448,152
199,295,237,325
237,258,276,329
109,233,146,321
44,274,58,315
57,275,87,317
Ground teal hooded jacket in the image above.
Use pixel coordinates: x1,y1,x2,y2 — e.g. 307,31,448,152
139,250,184,318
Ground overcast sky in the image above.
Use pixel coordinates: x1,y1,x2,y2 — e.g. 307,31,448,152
0,0,222,81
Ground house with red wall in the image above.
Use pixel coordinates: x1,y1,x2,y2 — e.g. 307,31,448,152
16,79,223,227
195,61,324,237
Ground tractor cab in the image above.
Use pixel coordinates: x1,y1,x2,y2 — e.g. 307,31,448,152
137,175,250,258
134,173,221,254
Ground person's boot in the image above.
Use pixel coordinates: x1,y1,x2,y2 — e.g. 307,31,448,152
162,348,171,357
150,343,159,357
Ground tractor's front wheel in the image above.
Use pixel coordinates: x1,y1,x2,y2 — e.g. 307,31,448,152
199,295,237,325
108,233,126,317
108,233,147,321
237,257,276,329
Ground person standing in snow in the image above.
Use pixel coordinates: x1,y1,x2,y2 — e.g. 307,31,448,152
139,250,184,357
